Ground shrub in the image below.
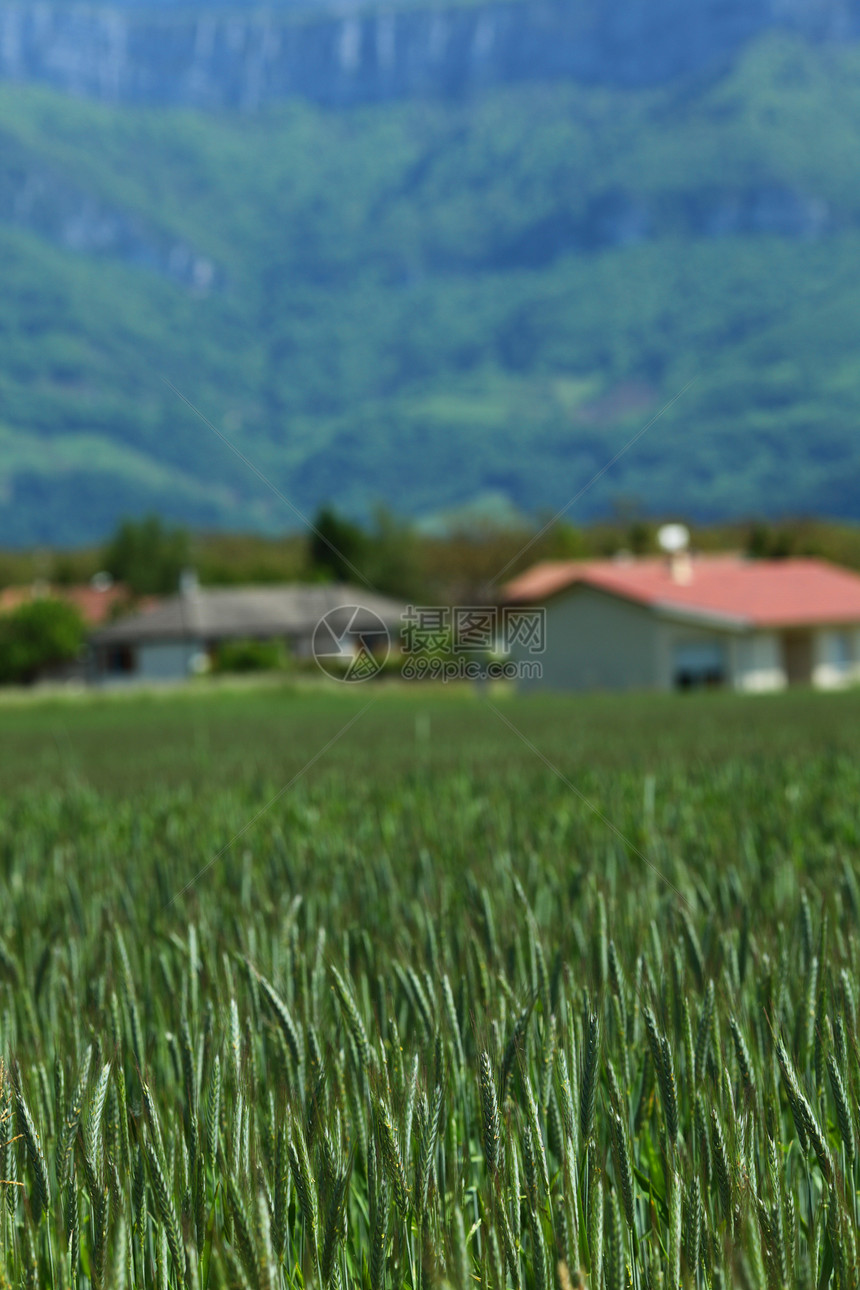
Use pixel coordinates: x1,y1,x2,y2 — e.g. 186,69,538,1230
212,637,288,673
0,597,85,684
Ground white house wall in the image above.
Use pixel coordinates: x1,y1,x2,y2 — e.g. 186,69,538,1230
731,632,786,692
136,640,204,681
812,627,860,689
515,586,661,691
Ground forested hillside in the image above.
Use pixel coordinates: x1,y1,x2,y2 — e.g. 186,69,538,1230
3,34,860,542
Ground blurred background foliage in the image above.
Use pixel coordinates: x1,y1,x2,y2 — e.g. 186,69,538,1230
0,598,84,684
3,511,860,606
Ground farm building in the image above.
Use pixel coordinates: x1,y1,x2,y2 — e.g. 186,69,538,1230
88,578,405,683
502,552,860,692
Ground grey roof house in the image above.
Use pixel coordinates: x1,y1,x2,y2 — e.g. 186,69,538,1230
89,580,406,683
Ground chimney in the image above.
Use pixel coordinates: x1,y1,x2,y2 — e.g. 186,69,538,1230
668,549,693,584
179,568,200,597
656,523,692,583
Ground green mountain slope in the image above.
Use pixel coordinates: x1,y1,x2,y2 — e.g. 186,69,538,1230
3,34,860,543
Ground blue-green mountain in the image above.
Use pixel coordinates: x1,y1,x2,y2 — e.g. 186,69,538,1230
2,0,860,542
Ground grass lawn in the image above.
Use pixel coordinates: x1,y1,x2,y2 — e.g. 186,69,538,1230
1,679,858,796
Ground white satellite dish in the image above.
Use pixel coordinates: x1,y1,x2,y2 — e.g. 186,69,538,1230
657,523,690,554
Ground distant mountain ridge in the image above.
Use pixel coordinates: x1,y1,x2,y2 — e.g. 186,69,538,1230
1,0,859,109
2,22,860,543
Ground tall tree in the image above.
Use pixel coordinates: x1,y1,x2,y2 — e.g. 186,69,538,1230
308,506,369,584
103,516,191,595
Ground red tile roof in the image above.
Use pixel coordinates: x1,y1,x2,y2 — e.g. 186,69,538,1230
503,555,860,629
63,584,139,626
0,582,144,627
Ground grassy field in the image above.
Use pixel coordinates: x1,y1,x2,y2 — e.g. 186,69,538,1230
2,685,860,1287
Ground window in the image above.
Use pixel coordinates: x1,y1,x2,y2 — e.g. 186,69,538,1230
106,644,135,674
673,640,726,690
825,631,853,671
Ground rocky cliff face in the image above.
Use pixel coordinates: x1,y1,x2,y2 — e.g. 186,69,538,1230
0,145,218,286
0,0,858,110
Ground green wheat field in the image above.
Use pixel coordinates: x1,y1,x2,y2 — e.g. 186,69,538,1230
2,685,860,1289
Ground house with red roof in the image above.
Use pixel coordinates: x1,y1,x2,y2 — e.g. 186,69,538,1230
502,551,860,691
0,578,142,629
